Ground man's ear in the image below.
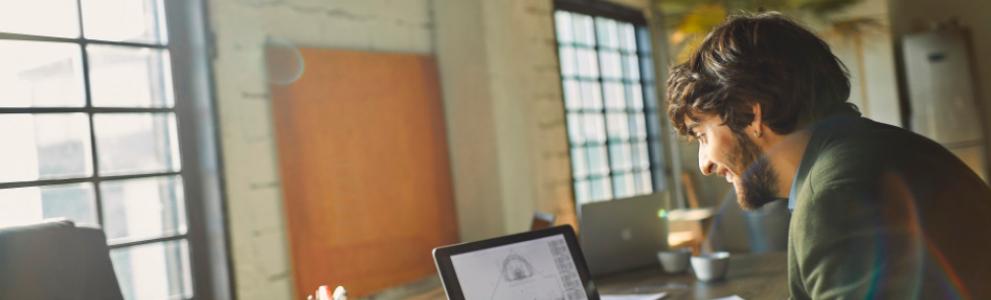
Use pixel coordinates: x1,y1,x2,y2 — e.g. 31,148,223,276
747,102,764,138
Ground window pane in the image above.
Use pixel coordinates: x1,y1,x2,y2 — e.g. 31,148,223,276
640,57,655,80
573,14,595,46
603,82,624,109
612,173,635,198
0,0,79,38
636,170,653,194
101,176,186,242
88,45,174,107
587,145,609,176
580,80,602,109
94,113,181,175
623,54,640,80
595,17,618,49
627,83,644,109
582,113,606,143
0,183,96,227
598,50,621,79
111,240,193,300
648,139,664,166
570,147,589,179
612,174,626,198
590,177,613,201
606,112,630,140
647,110,662,136
609,142,632,172
632,141,650,168
558,47,576,77
576,48,599,77
637,27,652,53
631,114,648,139
619,23,637,52
554,11,574,43
643,84,657,110
566,113,585,145
0,41,85,107
562,79,581,109
0,114,92,182
574,179,591,204
82,0,167,44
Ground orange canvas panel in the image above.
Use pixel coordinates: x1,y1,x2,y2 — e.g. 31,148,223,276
268,48,458,297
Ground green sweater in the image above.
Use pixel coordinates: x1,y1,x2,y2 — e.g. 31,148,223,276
787,116,991,299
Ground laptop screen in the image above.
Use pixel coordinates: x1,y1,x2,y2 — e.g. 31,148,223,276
450,234,589,300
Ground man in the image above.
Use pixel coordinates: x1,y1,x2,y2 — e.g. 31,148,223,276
666,12,991,299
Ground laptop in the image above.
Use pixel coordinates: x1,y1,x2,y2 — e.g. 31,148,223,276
579,194,667,276
432,225,599,300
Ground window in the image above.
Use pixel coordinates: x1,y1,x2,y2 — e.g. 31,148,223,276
554,2,665,204
0,0,228,299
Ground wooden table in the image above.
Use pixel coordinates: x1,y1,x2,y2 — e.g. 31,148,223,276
596,252,789,300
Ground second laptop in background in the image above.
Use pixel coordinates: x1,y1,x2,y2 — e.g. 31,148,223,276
579,194,668,277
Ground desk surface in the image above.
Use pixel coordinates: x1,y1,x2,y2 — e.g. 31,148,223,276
596,251,788,299
375,252,787,300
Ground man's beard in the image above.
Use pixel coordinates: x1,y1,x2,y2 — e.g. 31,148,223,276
732,129,779,210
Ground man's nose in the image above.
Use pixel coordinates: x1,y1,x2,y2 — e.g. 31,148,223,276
699,144,714,176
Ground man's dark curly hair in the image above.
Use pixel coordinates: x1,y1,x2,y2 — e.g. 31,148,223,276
667,12,858,137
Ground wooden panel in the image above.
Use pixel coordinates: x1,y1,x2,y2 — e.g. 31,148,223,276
268,48,459,297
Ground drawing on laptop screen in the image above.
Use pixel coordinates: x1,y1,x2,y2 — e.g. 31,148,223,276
451,234,588,300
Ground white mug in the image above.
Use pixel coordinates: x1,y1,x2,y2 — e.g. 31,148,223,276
690,251,731,282
657,248,692,274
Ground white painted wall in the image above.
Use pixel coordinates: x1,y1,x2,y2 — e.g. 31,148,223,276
207,0,432,299
432,0,507,244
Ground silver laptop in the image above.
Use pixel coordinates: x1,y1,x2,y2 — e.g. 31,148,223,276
579,194,668,276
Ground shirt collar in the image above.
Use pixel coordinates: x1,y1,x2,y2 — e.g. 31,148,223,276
788,174,800,212
788,135,817,212
787,156,809,212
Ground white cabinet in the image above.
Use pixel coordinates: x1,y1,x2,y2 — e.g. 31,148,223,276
902,27,988,179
